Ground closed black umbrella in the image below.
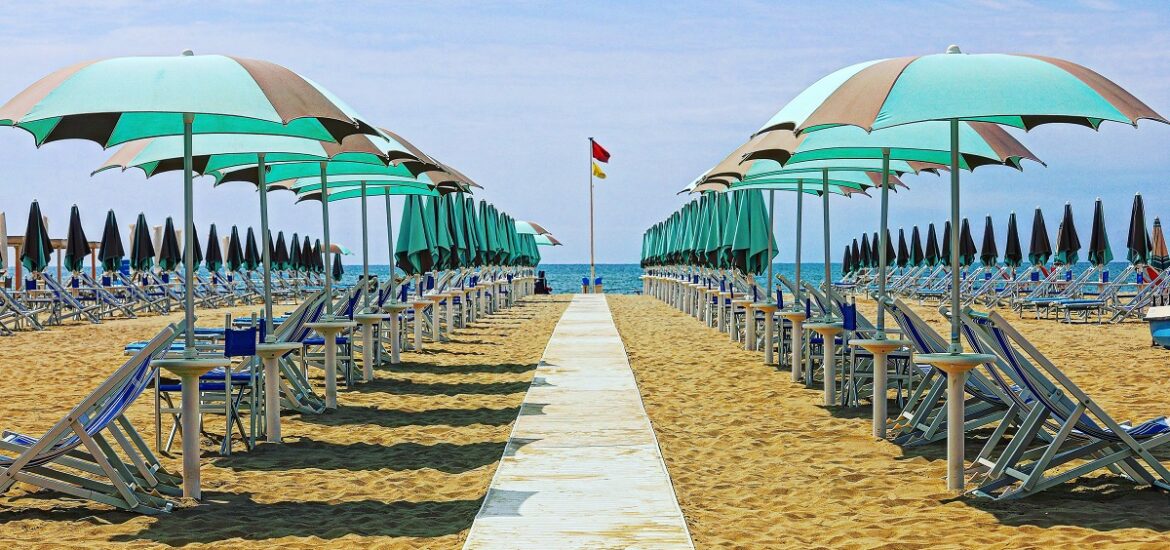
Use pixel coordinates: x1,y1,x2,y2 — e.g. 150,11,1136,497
274,231,290,271
925,223,940,266
896,228,909,268
842,245,853,275
859,233,872,269
940,221,952,267
98,209,124,272
157,217,182,272
185,224,202,272
226,226,244,273
871,232,880,268
205,224,223,272
1127,193,1151,266
1054,203,1081,266
1028,207,1052,267
1003,212,1023,268
130,213,155,272
289,232,302,272
911,226,924,267
301,236,313,274
958,218,977,267
244,227,261,271
851,239,861,272
979,216,998,267
313,239,324,273
883,229,896,268
1088,198,1113,267
64,205,90,273
20,201,52,274
332,252,344,281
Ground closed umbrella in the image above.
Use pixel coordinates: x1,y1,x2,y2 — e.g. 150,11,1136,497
157,217,182,272
958,218,977,267
185,224,202,272
332,253,344,282
205,225,223,273
896,228,909,269
1055,203,1081,266
1127,193,1151,267
870,232,881,269
940,221,952,267
20,201,52,275
1088,198,1113,267
288,232,302,272
274,231,290,271
1152,218,1169,271
300,237,313,274
244,227,261,271
1004,213,1023,268
925,223,941,266
99,210,125,273
396,195,433,276
130,214,155,273
1029,208,1052,267
226,226,244,273
980,216,998,267
883,229,896,269
64,205,89,274
843,245,853,275
911,227,924,267
313,240,324,274
851,239,862,272
859,233,872,270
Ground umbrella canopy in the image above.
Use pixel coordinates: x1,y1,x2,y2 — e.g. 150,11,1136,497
428,195,454,270
851,239,861,272
20,201,52,274
289,232,302,271
396,195,434,275
313,240,325,274
244,227,261,271
157,217,182,272
332,252,344,281
1152,218,1170,271
98,209,124,272
64,205,90,273
1029,208,1053,267
1088,198,1113,267
910,227,925,267
274,231,291,271
1054,203,1081,266
730,189,777,274
859,232,872,269
205,224,223,272
979,216,998,267
958,218,977,267
129,214,155,272
534,234,561,246
226,226,244,273
924,223,941,266
300,237,313,274
843,245,853,275
896,228,909,268
1004,213,1023,268
515,220,552,235
1127,193,1151,266
871,232,881,268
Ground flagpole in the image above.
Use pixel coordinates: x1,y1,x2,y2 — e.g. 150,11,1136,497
589,136,596,292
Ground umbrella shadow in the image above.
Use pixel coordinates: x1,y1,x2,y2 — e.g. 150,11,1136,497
953,478,1170,532
213,437,506,474
297,403,521,429
352,378,530,397
386,362,536,375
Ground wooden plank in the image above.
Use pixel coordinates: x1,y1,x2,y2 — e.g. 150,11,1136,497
464,294,693,549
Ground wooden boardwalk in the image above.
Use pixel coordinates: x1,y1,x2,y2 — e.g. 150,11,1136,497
463,294,694,549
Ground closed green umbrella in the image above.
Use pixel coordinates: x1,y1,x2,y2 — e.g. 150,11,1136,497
396,195,434,276
910,227,924,267
98,210,124,273
958,218,977,268
465,195,483,267
205,224,223,273
313,240,325,274
226,226,245,273
64,205,89,274
1004,213,1023,269
244,227,261,271
130,214,155,273
925,223,940,266
273,231,290,271
896,228,909,268
289,232,302,272
300,236,313,274
430,195,454,270
21,201,52,275
731,189,777,275
185,224,203,272
1054,203,1081,266
1029,208,1053,267
1088,198,1113,267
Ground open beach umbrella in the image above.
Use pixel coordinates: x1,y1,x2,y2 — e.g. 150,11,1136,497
274,231,290,271
1152,218,1170,271
1088,198,1113,267
910,227,924,267
1054,203,1081,266
244,227,261,272
226,226,244,273
158,217,182,272
20,201,52,274
925,223,940,266
205,225,223,273
64,205,89,274
980,216,998,267
1004,213,1023,269
332,253,344,282
1127,194,1151,266
98,210,124,273
958,219,977,267
896,229,909,269
1029,208,1053,267
130,214,155,272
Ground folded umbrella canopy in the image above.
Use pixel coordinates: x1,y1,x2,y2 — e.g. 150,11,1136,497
205,224,223,273
1152,218,1169,271
859,232,872,269
130,214,155,272
925,223,941,266
21,201,52,274
851,239,862,272
1055,203,1081,266
872,231,884,269
396,195,434,276
274,231,290,271
300,237,313,274
428,195,455,271
64,205,89,274
1127,193,1151,266
958,218,977,267
313,240,325,274
842,245,853,276
185,224,203,272
980,216,998,267
226,226,244,273
896,228,909,268
1088,198,1113,267
1004,213,1023,268
289,232,302,272
1029,208,1053,267
157,217,182,272
910,227,925,267
244,227,261,272
98,209,125,272
940,221,952,267
332,252,344,282
730,189,778,275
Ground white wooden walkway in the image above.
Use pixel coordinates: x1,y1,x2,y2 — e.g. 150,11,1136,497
463,294,694,549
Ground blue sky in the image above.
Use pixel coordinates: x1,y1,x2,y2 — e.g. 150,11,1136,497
1,1,1169,264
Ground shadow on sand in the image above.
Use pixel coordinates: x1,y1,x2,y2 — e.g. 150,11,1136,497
297,403,521,429
213,437,505,474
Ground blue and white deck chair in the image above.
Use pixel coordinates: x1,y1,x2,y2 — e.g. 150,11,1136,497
0,324,183,514
962,310,1170,499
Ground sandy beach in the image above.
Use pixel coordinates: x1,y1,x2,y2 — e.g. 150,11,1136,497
0,295,569,548
609,294,1170,549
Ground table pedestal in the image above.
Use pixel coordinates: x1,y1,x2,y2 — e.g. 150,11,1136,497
155,357,231,500
383,303,409,364
851,338,910,439
354,313,389,382
255,342,301,443
918,352,996,493
305,321,355,410
778,310,807,382
411,300,430,351
806,322,844,407
754,304,779,364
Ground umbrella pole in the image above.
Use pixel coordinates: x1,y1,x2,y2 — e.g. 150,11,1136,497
320,162,334,317
767,190,775,302
948,121,962,353
789,179,805,383
182,114,196,354
361,181,370,312
876,148,890,337
385,193,400,364
822,169,832,316
257,153,274,340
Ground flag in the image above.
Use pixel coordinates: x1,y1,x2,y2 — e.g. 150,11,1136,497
592,162,607,179
592,140,611,163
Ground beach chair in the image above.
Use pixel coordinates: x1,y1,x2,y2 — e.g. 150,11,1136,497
0,285,45,331
0,324,184,514
1109,268,1170,323
22,273,102,325
961,310,1170,499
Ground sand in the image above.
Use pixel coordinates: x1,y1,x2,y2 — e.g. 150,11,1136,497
609,295,1170,549
0,295,569,549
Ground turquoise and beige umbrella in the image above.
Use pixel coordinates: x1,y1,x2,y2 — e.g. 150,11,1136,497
515,220,552,235
98,210,124,273
534,234,560,247
64,205,89,274
1,52,379,366
21,201,52,275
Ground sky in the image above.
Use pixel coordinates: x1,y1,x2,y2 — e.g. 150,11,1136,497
1,1,1169,265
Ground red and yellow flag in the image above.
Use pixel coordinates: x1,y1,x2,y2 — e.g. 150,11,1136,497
592,140,611,163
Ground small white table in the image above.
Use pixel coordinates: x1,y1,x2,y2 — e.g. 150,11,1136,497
255,341,301,443
805,322,844,406
850,337,911,439
353,312,389,382
410,299,431,351
155,357,232,500
753,303,779,364
918,352,996,493
382,302,409,364
777,310,808,382
304,320,355,409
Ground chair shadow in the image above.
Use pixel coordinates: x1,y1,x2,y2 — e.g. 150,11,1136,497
386,362,536,375
353,378,530,396
213,437,506,474
953,478,1170,532
297,403,521,429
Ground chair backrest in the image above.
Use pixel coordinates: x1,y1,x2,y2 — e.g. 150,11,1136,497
886,300,1005,404
224,327,259,357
